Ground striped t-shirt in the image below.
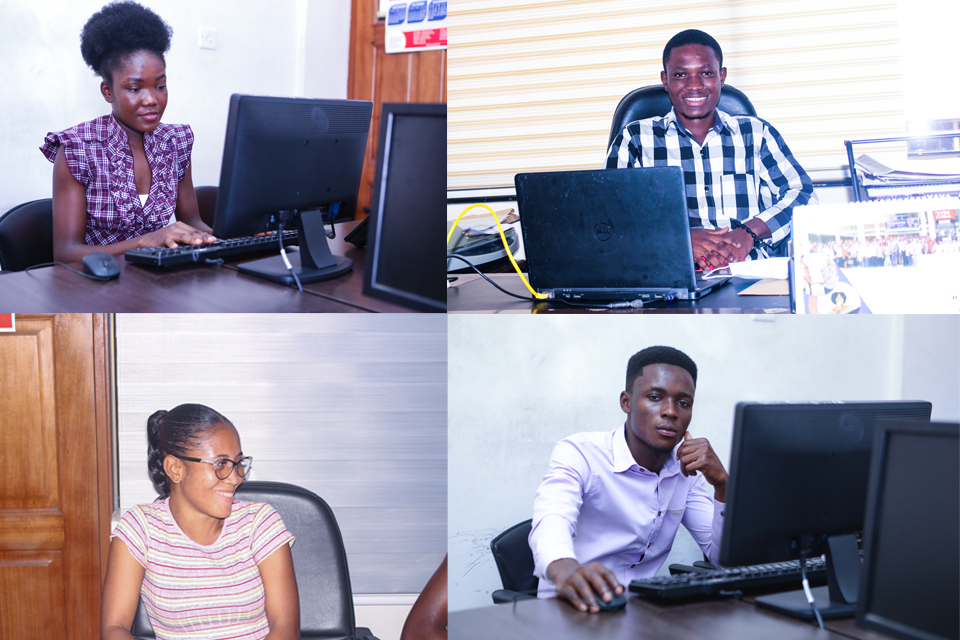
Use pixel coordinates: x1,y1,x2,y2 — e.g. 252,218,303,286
113,498,295,640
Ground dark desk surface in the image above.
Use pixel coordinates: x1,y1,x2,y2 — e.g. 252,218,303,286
447,273,792,314
450,596,856,640
0,221,415,313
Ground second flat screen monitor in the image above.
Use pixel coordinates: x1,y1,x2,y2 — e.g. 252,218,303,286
364,103,446,312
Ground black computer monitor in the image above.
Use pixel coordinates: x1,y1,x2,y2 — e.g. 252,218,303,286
721,401,932,620
362,102,446,312
213,94,371,285
856,420,959,640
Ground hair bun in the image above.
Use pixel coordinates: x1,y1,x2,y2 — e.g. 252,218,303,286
144,404,234,498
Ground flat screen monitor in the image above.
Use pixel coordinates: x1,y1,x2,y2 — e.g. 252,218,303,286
363,102,446,312
856,420,959,640
213,94,371,285
721,401,932,620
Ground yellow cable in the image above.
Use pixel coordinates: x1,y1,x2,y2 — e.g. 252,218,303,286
447,203,547,299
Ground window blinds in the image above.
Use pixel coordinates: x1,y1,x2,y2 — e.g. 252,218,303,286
449,0,905,189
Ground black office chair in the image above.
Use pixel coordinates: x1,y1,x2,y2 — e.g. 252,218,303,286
0,198,54,271
195,185,218,229
489,519,539,604
606,84,758,150
131,481,378,640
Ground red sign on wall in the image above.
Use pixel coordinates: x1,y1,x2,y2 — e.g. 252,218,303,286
933,209,957,221
0,314,14,332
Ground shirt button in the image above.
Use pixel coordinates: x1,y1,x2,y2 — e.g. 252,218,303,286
630,564,636,568
658,511,661,516
647,543,651,547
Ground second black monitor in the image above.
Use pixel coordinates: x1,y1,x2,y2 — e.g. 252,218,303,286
721,401,932,620
363,102,446,312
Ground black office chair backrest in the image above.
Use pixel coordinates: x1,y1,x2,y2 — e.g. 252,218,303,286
490,519,538,594
131,481,362,640
0,198,54,271
195,185,218,229
606,84,758,150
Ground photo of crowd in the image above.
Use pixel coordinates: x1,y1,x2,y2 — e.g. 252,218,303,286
804,234,954,269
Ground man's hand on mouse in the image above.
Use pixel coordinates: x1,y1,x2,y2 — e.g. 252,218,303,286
677,431,728,502
547,558,623,613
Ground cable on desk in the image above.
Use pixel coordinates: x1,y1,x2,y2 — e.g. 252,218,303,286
799,552,825,630
446,254,540,302
447,254,673,309
19,261,115,281
448,203,547,300
277,220,304,292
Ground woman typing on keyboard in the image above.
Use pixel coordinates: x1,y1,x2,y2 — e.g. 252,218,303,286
40,1,217,263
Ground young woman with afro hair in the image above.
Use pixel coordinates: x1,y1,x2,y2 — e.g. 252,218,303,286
40,2,217,263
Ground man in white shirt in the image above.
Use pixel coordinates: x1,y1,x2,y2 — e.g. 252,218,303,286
529,346,729,613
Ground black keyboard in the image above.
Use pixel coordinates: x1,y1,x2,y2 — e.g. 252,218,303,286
124,230,298,267
630,557,826,600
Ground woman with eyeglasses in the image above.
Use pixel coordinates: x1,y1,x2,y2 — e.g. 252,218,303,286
100,403,300,640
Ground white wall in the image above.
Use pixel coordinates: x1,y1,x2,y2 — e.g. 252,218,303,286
0,0,351,214
447,315,960,613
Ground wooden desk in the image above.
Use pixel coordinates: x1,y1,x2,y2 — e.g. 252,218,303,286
449,596,851,640
447,273,792,314
0,221,416,313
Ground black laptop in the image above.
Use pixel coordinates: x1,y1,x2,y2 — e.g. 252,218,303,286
515,167,729,302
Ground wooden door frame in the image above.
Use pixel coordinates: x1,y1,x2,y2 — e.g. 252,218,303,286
347,0,447,213
0,314,114,639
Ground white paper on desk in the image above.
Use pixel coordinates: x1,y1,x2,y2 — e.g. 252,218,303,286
703,257,789,280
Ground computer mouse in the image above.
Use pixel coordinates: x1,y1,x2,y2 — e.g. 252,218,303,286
82,252,120,279
594,590,627,612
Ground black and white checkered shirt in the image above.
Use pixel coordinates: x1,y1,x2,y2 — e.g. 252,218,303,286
605,108,816,257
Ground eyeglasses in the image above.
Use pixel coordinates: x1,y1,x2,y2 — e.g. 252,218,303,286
176,455,253,480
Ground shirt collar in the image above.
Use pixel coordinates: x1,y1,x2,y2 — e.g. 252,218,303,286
664,107,727,138
612,424,682,476
612,425,636,473
104,112,160,149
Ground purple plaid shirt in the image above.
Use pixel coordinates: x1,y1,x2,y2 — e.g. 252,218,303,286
40,114,193,245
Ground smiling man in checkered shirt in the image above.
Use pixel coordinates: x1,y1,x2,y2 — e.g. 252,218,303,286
605,29,817,271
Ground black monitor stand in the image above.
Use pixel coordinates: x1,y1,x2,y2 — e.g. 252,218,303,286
755,534,861,620
236,209,353,285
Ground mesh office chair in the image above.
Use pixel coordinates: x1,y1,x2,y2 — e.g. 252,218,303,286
0,198,54,271
489,519,539,604
606,84,758,150
131,481,378,640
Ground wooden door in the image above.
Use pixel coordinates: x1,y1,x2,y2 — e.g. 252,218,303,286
348,0,447,214
0,314,113,640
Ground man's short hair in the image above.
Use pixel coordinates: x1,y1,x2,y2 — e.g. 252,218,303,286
626,346,698,391
662,29,723,70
